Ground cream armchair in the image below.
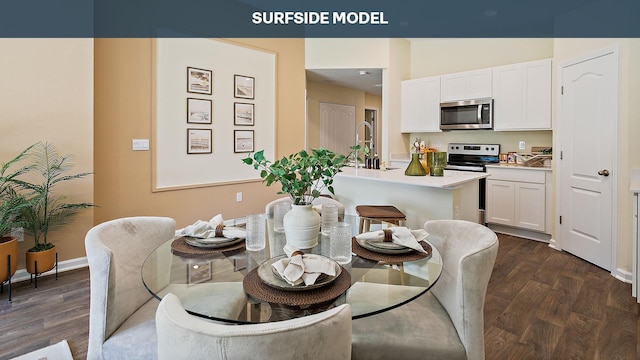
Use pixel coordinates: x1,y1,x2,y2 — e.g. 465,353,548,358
156,293,352,360
85,216,176,360
351,219,499,360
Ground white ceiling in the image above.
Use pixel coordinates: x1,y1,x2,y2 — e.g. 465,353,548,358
306,68,383,97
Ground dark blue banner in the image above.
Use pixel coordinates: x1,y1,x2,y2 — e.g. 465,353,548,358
0,0,637,37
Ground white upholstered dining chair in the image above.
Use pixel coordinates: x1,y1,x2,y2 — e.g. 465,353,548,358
351,219,499,360
156,292,352,360
85,216,176,360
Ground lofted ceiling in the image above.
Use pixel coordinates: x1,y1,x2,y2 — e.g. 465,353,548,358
306,68,383,97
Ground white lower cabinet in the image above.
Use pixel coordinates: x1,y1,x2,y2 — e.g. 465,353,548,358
486,167,548,233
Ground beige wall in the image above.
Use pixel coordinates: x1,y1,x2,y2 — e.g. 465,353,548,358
0,39,94,267
94,38,306,230
410,38,554,77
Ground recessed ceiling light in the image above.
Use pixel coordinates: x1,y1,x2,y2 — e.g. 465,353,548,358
359,70,370,75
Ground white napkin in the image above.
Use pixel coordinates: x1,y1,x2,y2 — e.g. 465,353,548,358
271,245,337,286
176,214,246,240
355,227,429,253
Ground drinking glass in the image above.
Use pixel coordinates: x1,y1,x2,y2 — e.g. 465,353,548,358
330,222,352,265
273,201,291,233
245,214,266,251
321,203,339,236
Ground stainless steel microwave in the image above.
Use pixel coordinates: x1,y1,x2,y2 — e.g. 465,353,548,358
440,98,493,130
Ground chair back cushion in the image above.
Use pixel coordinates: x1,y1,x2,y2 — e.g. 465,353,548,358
85,216,175,359
424,220,499,360
156,293,352,360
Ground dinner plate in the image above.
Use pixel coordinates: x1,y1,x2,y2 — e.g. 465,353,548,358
257,254,342,292
184,236,244,249
357,238,415,254
366,240,406,250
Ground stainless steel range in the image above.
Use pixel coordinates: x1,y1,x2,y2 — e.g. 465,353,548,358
445,143,500,224
446,143,500,172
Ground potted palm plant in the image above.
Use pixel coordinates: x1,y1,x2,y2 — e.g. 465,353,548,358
0,145,34,294
14,142,94,275
243,146,362,248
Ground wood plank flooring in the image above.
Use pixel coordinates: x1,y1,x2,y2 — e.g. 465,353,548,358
0,234,637,360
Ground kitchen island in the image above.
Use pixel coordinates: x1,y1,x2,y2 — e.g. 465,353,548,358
333,167,489,228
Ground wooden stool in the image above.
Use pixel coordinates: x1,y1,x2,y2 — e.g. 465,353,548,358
355,205,406,234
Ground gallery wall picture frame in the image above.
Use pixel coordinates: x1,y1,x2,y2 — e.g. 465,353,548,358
234,130,254,153
187,67,212,95
187,128,212,154
187,98,212,124
187,261,212,285
234,102,254,126
234,74,255,99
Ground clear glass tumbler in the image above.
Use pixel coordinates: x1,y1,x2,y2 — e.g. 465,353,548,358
273,201,291,233
321,203,339,236
330,222,352,265
245,213,266,251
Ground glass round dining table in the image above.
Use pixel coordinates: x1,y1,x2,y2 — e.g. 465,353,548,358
142,214,443,324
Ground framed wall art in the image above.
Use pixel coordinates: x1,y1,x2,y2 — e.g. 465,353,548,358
187,261,212,285
234,102,254,126
234,74,254,99
187,98,212,124
234,130,254,153
187,128,212,154
187,67,212,95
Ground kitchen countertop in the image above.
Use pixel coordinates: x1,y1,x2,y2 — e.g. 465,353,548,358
486,164,552,171
336,167,489,189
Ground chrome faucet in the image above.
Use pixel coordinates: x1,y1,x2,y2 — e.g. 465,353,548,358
355,121,374,169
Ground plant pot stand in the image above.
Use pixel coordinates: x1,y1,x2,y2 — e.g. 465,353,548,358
1,253,15,303
0,236,18,303
26,249,58,289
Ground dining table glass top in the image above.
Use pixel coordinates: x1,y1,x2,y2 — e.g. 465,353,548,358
141,214,443,324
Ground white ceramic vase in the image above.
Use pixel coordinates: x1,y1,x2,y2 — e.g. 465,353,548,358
283,204,321,249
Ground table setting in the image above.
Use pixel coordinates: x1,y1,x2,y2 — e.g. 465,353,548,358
171,214,248,256
352,226,433,262
242,245,351,307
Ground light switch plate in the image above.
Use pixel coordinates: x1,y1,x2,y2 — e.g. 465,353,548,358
132,139,150,151
518,141,526,150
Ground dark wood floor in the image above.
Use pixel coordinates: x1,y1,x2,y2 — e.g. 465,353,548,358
0,234,638,360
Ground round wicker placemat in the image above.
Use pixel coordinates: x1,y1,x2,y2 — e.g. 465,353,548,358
351,237,432,262
170,236,245,257
243,267,351,307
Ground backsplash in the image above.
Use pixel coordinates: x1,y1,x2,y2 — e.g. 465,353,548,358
408,130,552,154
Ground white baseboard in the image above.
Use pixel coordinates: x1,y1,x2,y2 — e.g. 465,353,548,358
10,257,88,284
614,267,633,284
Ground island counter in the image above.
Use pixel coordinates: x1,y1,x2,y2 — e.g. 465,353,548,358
333,167,490,229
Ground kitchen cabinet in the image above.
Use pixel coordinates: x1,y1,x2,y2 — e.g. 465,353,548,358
440,68,492,102
486,166,551,237
492,58,552,130
400,76,441,133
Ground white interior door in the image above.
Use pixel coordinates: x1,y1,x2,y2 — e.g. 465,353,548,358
319,102,355,155
558,48,618,270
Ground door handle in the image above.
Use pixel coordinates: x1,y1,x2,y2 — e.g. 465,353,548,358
598,169,610,176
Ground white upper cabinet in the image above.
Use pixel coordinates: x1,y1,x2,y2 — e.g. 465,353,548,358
440,68,492,102
401,76,442,133
492,58,552,131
